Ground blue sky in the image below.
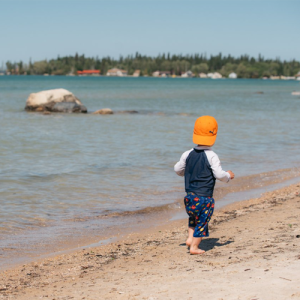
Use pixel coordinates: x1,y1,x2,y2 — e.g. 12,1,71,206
0,0,299,64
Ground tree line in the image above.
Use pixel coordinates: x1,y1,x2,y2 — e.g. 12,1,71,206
4,52,300,78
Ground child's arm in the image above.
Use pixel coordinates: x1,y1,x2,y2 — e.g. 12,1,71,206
174,149,193,177
206,151,233,182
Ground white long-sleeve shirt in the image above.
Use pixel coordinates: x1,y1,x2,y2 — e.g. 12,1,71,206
174,146,230,183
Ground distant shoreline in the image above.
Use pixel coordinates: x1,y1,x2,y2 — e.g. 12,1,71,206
3,52,300,79
1,74,300,80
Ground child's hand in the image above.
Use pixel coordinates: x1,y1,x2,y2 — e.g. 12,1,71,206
227,170,235,179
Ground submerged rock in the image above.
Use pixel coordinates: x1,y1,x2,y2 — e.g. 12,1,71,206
93,108,114,115
25,88,87,113
117,110,139,114
52,102,85,113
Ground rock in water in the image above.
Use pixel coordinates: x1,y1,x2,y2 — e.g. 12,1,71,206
25,88,87,113
52,102,84,113
92,108,114,115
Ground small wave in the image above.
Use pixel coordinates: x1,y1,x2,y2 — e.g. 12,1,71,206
66,201,182,224
19,166,89,181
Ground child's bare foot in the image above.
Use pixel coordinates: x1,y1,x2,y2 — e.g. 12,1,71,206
189,237,203,254
190,248,205,255
186,238,193,247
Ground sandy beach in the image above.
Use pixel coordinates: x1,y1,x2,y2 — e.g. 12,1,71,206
1,182,300,300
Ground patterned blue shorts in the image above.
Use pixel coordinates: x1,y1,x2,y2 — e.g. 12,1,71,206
184,192,215,238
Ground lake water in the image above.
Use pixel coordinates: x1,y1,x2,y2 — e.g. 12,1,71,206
1,76,300,264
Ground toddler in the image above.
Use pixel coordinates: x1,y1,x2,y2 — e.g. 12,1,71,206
174,116,234,254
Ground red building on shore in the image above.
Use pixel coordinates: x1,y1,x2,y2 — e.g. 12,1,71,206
77,70,100,76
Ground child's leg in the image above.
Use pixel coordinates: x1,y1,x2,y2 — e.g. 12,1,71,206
190,237,204,254
186,214,196,247
186,227,195,247
189,197,215,255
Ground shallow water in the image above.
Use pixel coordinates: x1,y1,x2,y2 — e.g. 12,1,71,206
0,76,300,258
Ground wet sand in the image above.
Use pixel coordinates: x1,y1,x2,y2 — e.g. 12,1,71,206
1,181,300,299
1,167,300,271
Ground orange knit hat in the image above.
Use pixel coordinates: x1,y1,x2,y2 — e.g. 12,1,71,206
193,116,218,146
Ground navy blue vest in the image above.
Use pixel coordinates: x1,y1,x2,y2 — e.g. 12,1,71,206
184,149,216,197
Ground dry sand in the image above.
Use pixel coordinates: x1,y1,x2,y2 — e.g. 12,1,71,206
1,183,300,300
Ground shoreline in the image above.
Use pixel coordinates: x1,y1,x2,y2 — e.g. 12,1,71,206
1,74,300,81
1,167,300,271
1,180,300,299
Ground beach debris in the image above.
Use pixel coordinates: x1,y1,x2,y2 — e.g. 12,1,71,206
80,265,93,270
25,88,87,113
279,277,292,281
291,91,300,96
26,272,40,277
92,108,113,115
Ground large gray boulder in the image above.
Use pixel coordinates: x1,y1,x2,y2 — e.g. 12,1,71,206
25,88,87,113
